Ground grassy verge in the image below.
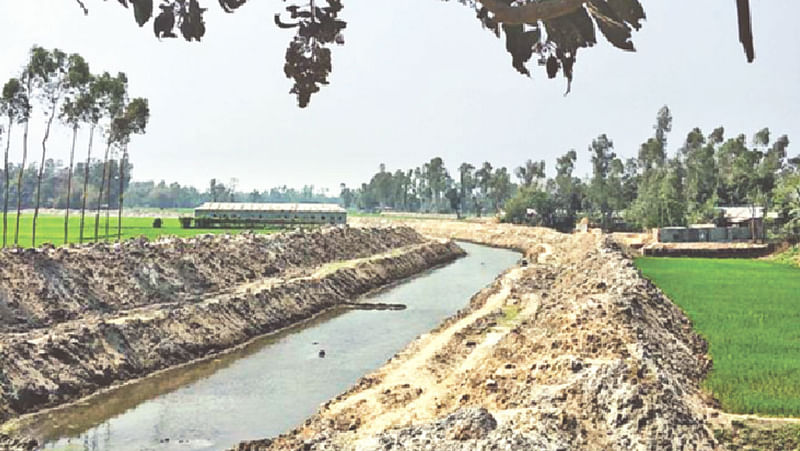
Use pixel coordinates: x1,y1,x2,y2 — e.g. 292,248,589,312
769,244,800,267
635,257,800,417
0,213,279,249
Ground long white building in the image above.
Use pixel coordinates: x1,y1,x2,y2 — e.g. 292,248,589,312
190,202,347,227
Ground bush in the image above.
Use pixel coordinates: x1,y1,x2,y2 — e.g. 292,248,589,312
152,218,162,228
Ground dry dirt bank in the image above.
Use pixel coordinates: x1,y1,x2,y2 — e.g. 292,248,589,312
234,220,724,450
0,226,424,333
0,227,464,429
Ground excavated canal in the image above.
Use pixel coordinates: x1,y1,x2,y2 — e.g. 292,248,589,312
17,242,518,451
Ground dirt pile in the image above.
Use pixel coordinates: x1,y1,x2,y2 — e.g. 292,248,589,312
0,227,423,333
0,227,464,427
349,217,567,262
234,222,719,450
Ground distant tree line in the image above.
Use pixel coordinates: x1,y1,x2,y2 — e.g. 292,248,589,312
124,178,338,209
1,46,149,247
0,158,131,210
344,106,799,239
339,160,515,218
0,165,340,211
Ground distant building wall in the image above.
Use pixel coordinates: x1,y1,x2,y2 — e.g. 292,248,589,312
189,202,347,228
656,225,757,243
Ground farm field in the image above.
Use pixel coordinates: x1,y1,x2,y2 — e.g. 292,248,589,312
0,213,279,248
636,257,800,417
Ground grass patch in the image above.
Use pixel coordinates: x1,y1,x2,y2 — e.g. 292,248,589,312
635,257,800,417
498,305,520,327
770,244,800,268
0,213,279,249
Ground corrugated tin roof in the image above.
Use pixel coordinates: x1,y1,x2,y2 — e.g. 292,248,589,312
195,202,346,213
718,206,764,222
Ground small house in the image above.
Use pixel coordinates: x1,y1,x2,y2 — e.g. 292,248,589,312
715,206,764,239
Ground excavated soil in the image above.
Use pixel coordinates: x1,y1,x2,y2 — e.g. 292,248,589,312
0,227,425,334
0,227,464,432
233,220,728,450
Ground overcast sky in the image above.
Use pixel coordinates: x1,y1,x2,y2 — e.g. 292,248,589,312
1,1,798,193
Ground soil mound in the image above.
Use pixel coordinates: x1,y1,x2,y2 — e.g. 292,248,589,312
233,221,719,450
0,227,423,333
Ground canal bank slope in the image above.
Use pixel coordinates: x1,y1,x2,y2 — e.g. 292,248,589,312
0,227,464,431
235,220,720,450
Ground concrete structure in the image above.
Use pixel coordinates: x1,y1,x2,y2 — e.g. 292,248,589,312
655,206,766,243
656,225,753,243
182,202,347,228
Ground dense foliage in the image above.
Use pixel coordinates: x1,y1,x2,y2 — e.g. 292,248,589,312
348,106,798,239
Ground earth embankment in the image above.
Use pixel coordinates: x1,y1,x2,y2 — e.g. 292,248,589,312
0,226,425,334
235,220,720,450
0,227,464,427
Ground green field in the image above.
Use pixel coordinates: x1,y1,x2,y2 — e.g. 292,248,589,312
635,257,800,417
0,213,278,248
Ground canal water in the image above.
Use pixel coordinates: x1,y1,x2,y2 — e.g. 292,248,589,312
26,242,519,451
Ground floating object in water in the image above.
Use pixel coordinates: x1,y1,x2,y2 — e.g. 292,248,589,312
318,350,326,358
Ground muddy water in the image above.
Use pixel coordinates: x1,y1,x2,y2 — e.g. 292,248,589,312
24,242,518,451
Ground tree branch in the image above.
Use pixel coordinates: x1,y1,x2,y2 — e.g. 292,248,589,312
75,0,89,15
477,0,585,24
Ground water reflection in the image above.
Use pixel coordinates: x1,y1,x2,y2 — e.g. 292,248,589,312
11,308,347,445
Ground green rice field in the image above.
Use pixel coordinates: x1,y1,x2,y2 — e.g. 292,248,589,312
0,213,279,248
635,257,800,417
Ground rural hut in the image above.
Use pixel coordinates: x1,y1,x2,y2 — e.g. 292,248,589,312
716,206,765,240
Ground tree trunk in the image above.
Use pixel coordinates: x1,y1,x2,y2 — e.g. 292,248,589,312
79,125,94,243
64,125,78,244
94,142,111,242
2,118,11,248
14,118,28,247
117,146,127,241
32,104,58,248
105,153,113,242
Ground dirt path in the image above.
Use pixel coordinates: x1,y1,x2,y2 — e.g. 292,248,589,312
325,266,525,439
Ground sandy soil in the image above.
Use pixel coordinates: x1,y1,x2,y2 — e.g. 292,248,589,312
232,219,797,451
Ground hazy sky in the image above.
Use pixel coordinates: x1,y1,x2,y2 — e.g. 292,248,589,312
1,1,798,193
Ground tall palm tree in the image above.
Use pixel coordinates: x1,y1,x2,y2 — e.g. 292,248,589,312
93,72,128,242
60,54,92,244
114,97,149,240
0,78,29,248
29,46,68,247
